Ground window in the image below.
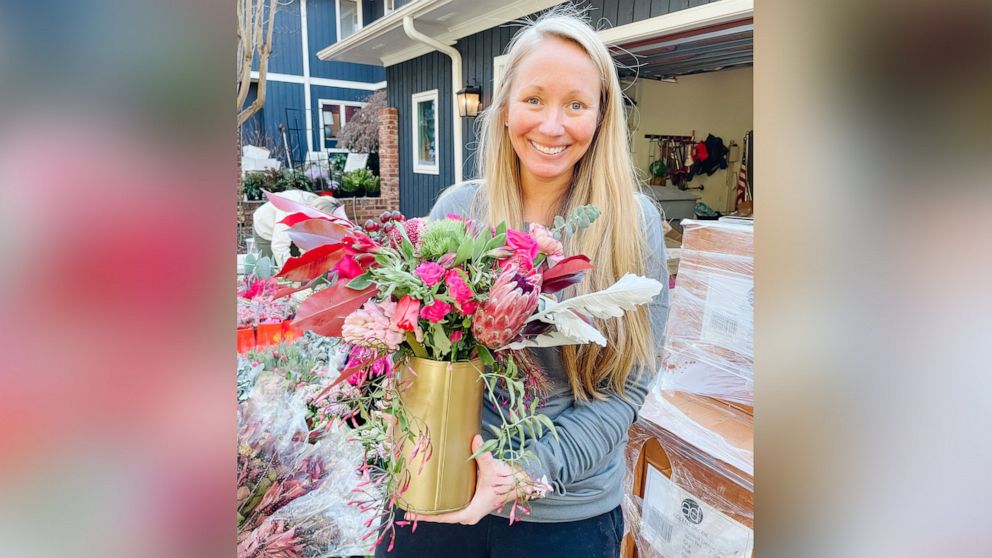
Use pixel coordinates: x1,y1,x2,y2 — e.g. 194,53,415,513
493,54,508,94
411,90,439,175
384,0,395,15
319,100,363,151
337,0,361,41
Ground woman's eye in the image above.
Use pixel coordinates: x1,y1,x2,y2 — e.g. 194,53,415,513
526,97,540,105
569,101,584,110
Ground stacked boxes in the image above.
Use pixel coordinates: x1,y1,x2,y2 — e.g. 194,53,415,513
624,218,754,558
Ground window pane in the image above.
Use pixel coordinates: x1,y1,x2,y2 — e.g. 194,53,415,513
340,0,358,40
345,105,360,124
417,99,436,165
323,105,341,148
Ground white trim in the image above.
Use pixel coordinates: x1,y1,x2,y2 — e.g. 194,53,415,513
411,89,440,175
251,71,383,91
300,0,314,154
597,0,754,46
318,98,366,152
402,17,462,181
492,54,508,96
384,0,395,16
335,0,363,43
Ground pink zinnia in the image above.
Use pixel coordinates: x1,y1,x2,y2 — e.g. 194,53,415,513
444,268,475,305
506,229,538,262
420,300,451,323
415,262,446,286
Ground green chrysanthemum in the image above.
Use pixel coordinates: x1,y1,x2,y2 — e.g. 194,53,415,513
419,219,467,259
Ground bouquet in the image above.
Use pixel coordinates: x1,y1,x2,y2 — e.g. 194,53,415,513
265,191,663,549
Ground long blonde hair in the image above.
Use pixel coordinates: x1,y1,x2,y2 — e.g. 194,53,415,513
473,8,654,400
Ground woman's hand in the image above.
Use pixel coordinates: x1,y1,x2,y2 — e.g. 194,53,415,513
403,435,533,525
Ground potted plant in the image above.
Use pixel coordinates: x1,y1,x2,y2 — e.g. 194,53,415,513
241,172,268,201
340,168,379,198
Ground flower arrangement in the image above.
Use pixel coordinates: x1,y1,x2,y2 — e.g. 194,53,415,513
265,191,662,550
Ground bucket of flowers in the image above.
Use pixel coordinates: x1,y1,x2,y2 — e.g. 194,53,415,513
264,191,663,550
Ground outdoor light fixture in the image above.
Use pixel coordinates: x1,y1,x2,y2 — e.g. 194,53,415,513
456,83,482,117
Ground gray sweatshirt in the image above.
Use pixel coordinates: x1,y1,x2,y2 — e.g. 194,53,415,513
428,181,670,522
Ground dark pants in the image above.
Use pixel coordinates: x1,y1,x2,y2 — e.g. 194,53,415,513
375,506,623,558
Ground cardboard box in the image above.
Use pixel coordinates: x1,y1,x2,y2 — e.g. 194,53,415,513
623,392,753,558
663,220,754,408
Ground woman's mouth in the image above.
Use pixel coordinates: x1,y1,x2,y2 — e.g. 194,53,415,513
529,140,568,155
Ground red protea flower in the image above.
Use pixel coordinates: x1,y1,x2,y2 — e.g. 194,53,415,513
471,264,542,349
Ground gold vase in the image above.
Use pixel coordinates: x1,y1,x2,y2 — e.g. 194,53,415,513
396,356,484,514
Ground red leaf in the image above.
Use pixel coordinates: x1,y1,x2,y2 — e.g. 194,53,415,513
275,243,345,282
540,255,593,293
292,282,377,338
287,218,351,251
264,190,338,221
272,277,320,300
279,212,326,227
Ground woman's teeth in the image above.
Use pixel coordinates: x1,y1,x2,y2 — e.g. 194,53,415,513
530,141,567,155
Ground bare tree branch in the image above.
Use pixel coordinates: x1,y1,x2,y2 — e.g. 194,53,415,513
237,0,281,128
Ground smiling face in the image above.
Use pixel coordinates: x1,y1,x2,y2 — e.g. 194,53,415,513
504,37,602,191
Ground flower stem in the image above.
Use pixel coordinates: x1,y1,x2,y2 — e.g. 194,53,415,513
405,332,427,358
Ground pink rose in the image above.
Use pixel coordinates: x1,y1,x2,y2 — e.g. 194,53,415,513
419,300,451,323
444,268,475,305
528,223,565,265
506,229,539,263
392,295,421,331
450,330,463,343
415,261,446,286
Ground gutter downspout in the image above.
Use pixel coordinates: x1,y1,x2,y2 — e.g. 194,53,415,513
402,16,464,183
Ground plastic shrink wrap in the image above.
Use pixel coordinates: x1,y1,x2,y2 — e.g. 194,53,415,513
237,373,374,558
622,390,753,558
662,219,753,410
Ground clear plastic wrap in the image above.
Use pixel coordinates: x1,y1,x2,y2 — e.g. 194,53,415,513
662,219,754,408
623,391,753,558
238,374,374,558
267,423,375,558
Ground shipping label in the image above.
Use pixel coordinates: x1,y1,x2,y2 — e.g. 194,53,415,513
641,466,753,558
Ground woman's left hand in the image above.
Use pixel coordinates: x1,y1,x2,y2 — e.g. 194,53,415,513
403,434,528,525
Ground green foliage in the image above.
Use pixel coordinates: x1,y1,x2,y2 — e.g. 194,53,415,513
274,168,313,192
241,172,268,201
419,219,468,259
339,167,380,198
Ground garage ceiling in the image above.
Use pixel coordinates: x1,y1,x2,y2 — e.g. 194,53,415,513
613,18,753,81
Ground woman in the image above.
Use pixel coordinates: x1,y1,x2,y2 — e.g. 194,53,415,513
379,10,669,558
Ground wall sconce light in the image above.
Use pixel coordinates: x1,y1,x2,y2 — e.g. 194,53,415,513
456,82,482,117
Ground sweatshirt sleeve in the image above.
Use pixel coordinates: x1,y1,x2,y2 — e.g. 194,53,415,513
269,210,294,268
520,195,671,493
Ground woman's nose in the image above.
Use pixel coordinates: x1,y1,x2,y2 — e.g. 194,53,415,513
537,108,565,136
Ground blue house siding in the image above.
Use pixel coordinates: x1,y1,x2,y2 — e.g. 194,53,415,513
261,81,307,164
387,51,454,218
307,0,386,82
268,0,304,75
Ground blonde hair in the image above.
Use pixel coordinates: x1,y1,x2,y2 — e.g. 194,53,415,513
473,7,654,400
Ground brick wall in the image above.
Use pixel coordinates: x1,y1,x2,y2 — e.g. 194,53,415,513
348,106,400,223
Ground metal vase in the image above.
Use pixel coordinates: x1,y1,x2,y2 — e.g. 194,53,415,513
396,357,484,514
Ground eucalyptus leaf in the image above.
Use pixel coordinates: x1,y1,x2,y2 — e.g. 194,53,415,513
347,272,373,290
